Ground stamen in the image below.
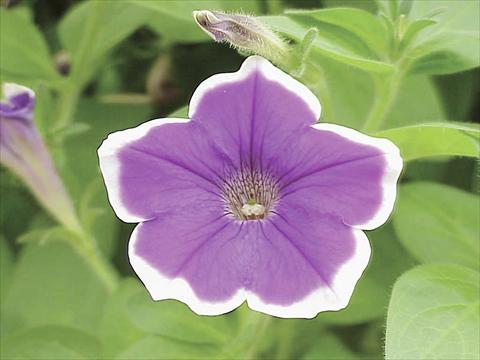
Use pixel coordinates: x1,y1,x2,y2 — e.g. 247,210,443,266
222,167,279,221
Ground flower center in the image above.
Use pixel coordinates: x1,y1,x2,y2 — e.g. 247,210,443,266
222,169,279,221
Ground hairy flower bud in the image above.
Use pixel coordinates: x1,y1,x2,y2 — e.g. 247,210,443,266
193,10,288,64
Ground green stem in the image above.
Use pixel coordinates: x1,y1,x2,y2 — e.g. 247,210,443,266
297,60,333,122
223,311,272,359
362,71,403,132
266,0,283,14
70,229,119,293
275,320,294,359
49,1,117,292
53,83,80,131
53,0,106,131
244,315,272,359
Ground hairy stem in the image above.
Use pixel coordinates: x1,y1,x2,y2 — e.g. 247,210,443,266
362,71,404,132
223,310,272,358
49,1,117,292
71,231,119,293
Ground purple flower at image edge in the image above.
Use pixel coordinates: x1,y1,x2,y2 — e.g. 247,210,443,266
0,83,79,232
98,56,403,318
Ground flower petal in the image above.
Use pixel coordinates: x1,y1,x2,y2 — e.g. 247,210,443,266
243,208,370,318
98,118,237,223
129,212,248,315
188,56,321,168
273,124,402,230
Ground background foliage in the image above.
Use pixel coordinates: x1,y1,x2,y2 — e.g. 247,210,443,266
0,0,479,359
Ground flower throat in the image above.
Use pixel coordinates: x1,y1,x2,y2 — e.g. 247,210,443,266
222,168,279,221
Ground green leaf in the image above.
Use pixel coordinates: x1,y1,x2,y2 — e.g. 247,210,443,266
303,332,358,359
399,19,437,50
168,105,189,118
0,8,58,82
58,1,151,82
126,291,235,345
0,238,14,306
393,182,480,270
375,122,480,161
1,242,108,335
385,264,480,359
0,325,100,360
286,8,387,56
262,15,395,74
302,54,444,129
116,335,217,360
407,0,480,74
16,226,71,246
318,224,414,324
98,279,147,359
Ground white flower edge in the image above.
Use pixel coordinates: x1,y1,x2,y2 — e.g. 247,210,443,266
129,224,370,319
2,82,35,101
98,118,190,223
189,55,321,121
311,123,403,231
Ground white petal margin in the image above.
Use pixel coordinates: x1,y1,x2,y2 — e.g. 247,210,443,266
189,55,321,121
98,118,190,223
312,123,403,230
2,82,35,100
130,222,370,319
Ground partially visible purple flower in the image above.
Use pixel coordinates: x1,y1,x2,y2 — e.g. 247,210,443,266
99,57,402,318
0,83,80,232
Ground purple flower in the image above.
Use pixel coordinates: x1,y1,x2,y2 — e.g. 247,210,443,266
0,83,80,233
98,57,402,318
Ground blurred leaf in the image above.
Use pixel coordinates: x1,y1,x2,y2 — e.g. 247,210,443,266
376,122,480,160
116,335,217,360
286,8,387,56
0,325,100,360
399,19,437,50
318,224,414,325
0,174,41,242
435,69,480,121
393,182,480,270
407,0,480,75
252,17,444,129
99,279,147,359
1,242,108,335
50,122,91,139
307,55,444,129
0,238,14,306
263,15,395,73
303,332,358,359
169,105,188,118
0,8,58,82
58,1,152,65
100,278,229,359
385,264,480,359
126,292,235,345
16,226,71,246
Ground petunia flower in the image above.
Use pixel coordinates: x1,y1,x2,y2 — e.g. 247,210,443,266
0,83,80,233
98,56,402,318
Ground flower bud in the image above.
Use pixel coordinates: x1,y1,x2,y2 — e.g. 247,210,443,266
193,10,288,64
0,83,81,233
